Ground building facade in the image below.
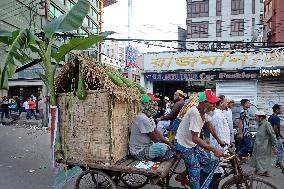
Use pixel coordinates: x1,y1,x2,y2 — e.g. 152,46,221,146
263,0,284,44
139,49,284,119
186,0,264,49
100,41,126,70
0,0,116,99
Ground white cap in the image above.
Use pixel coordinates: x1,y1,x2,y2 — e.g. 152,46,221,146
255,110,266,116
228,98,235,103
164,96,169,101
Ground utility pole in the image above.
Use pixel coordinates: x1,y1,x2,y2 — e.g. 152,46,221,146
127,0,133,81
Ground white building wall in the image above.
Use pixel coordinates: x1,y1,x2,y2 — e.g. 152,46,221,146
101,41,126,69
186,0,263,49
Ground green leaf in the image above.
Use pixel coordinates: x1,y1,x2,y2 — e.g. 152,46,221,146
38,73,49,87
99,31,115,38
0,29,33,88
0,72,9,90
43,0,90,38
55,34,103,62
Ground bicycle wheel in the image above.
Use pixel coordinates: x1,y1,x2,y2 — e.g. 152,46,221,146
221,175,277,189
75,169,117,189
120,173,149,188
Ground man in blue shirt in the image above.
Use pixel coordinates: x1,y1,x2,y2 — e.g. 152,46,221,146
268,104,283,169
238,99,253,158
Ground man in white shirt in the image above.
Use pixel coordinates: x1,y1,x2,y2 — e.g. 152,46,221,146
174,90,224,189
157,96,171,135
23,98,30,119
223,99,235,144
210,95,231,189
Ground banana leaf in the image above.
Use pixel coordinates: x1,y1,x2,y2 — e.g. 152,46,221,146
43,0,90,38
0,29,34,88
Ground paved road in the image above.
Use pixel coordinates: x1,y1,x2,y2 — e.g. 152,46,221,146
1,124,284,189
63,157,284,189
0,124,53,189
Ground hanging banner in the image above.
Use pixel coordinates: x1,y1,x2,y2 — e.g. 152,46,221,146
143,48,284,71
144,70,259,81
126,45,138,68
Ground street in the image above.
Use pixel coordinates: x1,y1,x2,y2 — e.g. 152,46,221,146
0,124,53,189
1,124,284,189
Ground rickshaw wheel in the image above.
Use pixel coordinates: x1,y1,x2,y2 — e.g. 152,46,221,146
120,173,149,188
75,169,117,189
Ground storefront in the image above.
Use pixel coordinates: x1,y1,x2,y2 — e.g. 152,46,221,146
144,70,259,100
257,67,284,118
8,64,47,100
140,49,284,103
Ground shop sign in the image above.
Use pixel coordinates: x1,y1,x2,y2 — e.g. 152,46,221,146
144,70,259,81
143,48,284,71
260,67,284,79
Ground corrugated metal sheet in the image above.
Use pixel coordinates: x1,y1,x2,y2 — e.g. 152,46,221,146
257,81,284,122
216,81,257,104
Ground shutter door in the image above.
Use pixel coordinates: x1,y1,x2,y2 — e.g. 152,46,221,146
216,81,257,104
257,80,284,120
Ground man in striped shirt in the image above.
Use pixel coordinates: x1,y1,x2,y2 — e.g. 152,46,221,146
238,99,253,158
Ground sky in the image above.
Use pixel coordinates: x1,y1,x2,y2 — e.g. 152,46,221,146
103,0,186,53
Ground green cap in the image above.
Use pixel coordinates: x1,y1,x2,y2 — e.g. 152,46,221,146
141,94,151,103
198,92,206,103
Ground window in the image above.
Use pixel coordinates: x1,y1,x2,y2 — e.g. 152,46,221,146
92,8,98,20
188,22,209,38
216,0,222,16
49,4,63,18
231,19,244,36
187,0,209,18
59,0,65,5
231,0,244,15
252,0,255,14
216,20,222,37
83,17,89,26
67,0,74,10
79,28,87,35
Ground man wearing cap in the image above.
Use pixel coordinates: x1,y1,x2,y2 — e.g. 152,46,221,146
174,90,225,189
129,94,175,161
251,111,277,177
156,90,185,125
209,95,231,189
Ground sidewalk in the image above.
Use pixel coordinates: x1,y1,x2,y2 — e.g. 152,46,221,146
1,111,47,128
1,118,44,129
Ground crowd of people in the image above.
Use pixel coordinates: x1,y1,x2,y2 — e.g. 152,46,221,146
129,89,283,189
0,94,46,121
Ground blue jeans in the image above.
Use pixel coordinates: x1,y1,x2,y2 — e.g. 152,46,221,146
26,109,31,119
238,135,253,157
276,139,284,163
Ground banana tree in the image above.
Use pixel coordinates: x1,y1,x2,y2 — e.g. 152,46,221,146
0,0,110,106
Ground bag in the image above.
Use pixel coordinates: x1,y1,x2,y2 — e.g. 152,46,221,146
168,95,198,143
